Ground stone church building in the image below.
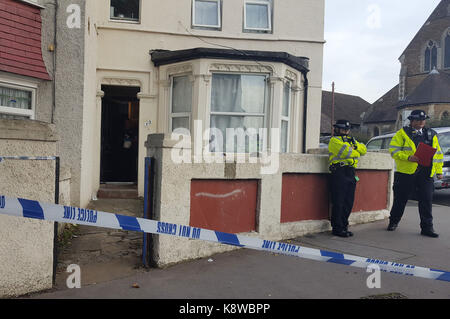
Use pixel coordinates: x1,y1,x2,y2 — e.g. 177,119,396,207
364,0,450,137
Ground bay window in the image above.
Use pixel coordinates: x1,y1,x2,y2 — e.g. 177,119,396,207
170,75,192,132
210,73,268,153
281,81,291,153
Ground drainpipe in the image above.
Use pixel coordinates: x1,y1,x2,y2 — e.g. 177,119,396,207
51,0,58,124
302,72,309,154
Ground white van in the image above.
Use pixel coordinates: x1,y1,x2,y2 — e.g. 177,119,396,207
366,127,450,189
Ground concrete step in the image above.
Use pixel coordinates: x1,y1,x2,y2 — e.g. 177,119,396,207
97,184,138,199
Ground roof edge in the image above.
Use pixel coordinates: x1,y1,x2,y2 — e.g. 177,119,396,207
150,48,310,73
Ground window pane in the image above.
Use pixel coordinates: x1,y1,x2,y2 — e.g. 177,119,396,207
111,0,140,20
246,3,269,29
0,86,32,110
172,76,192,113
438,132,450,155
210,115,264,152
431,46,438,70
281,120,288,153
282,83,290,117
0,113,30,120
367,139,383,150
445,33,450,68
424,47,431,72
195,0,219,26
211,74,266,114
172,117,190,131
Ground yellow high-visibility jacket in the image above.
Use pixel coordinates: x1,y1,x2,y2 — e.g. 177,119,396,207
328,135,367,168
389,127,444,177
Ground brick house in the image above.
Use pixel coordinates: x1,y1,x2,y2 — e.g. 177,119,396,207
363,0,450,137
0,0,51,120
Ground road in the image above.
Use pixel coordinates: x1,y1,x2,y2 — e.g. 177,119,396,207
433,188,450,206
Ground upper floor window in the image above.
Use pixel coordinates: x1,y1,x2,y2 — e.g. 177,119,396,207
444,29,450,69
170,75,192,132
192,0,221,29
110,0,140,22
424,40,438,72
0,83,35,120
244,0,272,32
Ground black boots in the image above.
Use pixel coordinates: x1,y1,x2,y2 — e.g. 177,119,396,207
387,222,439,238
421,229,439,238
332,230,353,238
387,222,398,231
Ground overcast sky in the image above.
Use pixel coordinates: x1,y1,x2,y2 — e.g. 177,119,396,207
323,0,442,103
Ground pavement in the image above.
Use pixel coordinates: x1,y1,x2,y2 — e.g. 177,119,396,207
53,198,144,289
28,201,450,300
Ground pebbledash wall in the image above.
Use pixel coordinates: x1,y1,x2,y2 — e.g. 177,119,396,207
0,119,57,297
146,134,395,267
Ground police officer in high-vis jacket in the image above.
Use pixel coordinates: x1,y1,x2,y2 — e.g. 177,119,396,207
328,120,367,237
387,110,444,238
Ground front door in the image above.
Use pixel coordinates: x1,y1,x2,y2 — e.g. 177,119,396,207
101,85,140,184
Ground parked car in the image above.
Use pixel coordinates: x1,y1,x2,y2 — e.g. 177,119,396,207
319,135,331,148
366,127,450,190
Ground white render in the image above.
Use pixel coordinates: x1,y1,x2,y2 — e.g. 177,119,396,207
0,120,58,298
76,0,325,207
146,134,394,267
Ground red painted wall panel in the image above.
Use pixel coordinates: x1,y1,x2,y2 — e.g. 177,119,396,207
190,180,258,234
281,174,330,223
281,171,390,223
0,0,50,80
353,170,389,212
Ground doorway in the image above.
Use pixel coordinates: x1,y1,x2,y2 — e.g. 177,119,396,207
101,85,140,184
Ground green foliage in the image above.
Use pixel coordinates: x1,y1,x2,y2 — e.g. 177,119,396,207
57,224,79,249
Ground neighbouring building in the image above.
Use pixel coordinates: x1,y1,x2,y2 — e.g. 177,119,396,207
320,90,371,136
363,0,450,137
0,0,51,120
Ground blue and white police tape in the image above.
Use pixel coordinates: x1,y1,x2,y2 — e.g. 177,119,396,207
0,195,449,283
0,156,57,162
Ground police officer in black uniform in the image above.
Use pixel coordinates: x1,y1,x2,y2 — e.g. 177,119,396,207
387,110,444,238
328,120,367,238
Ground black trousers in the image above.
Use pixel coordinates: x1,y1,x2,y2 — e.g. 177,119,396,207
389,170,434,230
330,166,357,232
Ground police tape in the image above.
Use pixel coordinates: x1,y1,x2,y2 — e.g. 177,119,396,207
0,156,57,162
0,195,449,283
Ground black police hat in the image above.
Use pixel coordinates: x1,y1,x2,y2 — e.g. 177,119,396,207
333,119,351,130
408,110,430,121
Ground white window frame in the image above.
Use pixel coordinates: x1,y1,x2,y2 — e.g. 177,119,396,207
192,0,221,29
281,80,291,153
169,75,192,133
0,80,36,120
244,0,272,32
209,72,270,154
110,0,141,23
